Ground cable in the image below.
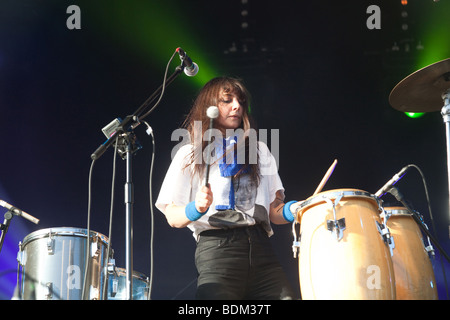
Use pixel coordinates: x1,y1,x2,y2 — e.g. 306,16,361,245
407,165,436,236
139,50,179,299
101,139,119,299
170,276,197,300
138,49,178,121
82,158,96,300
408,164,449,299
142,121,155,300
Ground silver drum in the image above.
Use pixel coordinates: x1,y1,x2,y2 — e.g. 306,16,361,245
17,227,111,300
108,267,149,300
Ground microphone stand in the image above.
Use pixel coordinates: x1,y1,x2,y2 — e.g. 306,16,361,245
90,62,185,300
388,187,450,263
91,64,183,161
0,210,13,254
1,206,39,254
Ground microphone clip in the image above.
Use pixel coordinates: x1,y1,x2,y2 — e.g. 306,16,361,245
176,47,198,77
387,186,404,202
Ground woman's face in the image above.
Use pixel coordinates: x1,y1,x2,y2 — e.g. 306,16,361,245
215,89,244,132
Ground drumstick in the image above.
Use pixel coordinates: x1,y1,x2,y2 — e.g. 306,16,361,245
313,159,338,195
293,159,338,224
204,106,219,186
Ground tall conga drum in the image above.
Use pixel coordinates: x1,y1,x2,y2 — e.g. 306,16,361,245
384,207,438,300
296,189,396,299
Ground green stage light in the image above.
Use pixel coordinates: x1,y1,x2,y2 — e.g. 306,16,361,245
404,2,450,120
84,2,218,88
415,2,450,71
405,112,425,119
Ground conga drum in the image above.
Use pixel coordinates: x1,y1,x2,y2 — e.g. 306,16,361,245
296,189,396,299
384,207,438,300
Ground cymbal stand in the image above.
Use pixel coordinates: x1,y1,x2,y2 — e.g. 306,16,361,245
441,88,450,228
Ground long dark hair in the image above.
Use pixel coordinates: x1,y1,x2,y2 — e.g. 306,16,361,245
182,77,260,185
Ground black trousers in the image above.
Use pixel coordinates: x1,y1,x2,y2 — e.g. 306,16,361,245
195,224,295,300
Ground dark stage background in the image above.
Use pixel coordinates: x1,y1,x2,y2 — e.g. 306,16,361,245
1,0,450,300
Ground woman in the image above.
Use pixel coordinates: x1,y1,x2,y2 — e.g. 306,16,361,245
156,76,300,300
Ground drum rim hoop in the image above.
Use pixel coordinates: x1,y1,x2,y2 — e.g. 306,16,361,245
299,189,377,212
112,267,149,282
21,227,109,247
384,206,412,216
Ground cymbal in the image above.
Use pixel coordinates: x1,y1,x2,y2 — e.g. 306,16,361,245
389,58,450,112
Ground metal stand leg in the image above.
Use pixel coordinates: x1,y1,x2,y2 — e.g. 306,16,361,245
441,90,450,234
125,139,134,300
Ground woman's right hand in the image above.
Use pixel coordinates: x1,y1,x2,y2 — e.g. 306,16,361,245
195,185,213,213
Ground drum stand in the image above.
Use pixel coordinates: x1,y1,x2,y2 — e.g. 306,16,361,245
441,89,450,223
90,58,185,299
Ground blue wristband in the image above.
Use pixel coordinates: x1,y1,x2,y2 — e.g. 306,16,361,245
283,200,298,222
185,201,209,221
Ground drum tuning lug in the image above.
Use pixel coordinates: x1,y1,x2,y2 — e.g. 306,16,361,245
110,278,119,297
107,258,116,274
425,235,435,258
91,241,100,258
16,250,23,266
425,245,435,258
292,240,301,258
90,285,99,300
376,221,395,256
47,233,55,255
16,241,25,265
292,222,301,258
322,195,345,241
379,207,391,223
327,218,346,241
45,282,53,300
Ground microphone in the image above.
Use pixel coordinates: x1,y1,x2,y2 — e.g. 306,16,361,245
374,165,411,198
176,47,199,77
204,106,219,186
0,200,40,224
